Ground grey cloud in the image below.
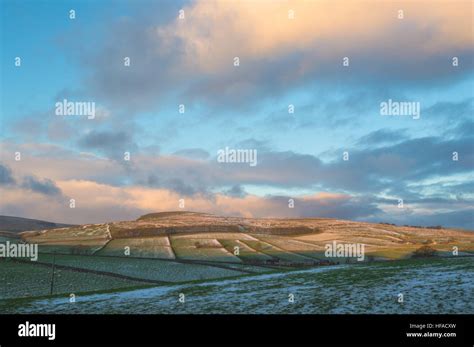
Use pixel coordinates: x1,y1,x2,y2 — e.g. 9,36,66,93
425,98,473,121
296,196,382,221
140,172,208,197
0,164,16,185
78,130,137,160
79,131,129,149
126,131,472,199
0,161,63,197
449,119,474,138
367,209,474,230
224,185,247,198
21,176,62,196
167,178,198,196
357,129,408,146
322,135,474,192
241,194,383,221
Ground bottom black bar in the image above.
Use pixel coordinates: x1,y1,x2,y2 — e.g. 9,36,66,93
1,314,473,346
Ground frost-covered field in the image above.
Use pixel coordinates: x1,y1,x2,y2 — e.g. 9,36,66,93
97,237,175,259
36,254,245,283
1,257,472,314
0,260,146,299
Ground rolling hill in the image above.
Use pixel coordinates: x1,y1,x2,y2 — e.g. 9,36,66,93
0,215,74,234
16,211,474,262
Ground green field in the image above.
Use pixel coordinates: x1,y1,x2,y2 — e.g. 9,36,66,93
0,259,146,300
37,253,249,283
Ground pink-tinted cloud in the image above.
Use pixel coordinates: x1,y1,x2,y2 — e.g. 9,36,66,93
158,0,472,73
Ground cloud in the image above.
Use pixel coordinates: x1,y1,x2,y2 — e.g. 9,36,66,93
77,130,137,159
357,129,408,146
78,0,473,113
21,176,62,196
0,163,16,185
224,185,247,198
156,0,473,106
0,181,140,224
1,140,472,229
0,163,62,196
6,178,470,229
78,130,130,149
367,208,474,230
0,178,380,223
426,98,474,121
159,0,472,73
415,209,473,229
3,124,472,199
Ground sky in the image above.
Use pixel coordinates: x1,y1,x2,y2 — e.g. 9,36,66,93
0,0,473,228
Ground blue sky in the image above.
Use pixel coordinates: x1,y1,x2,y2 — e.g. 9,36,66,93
1,0,473,228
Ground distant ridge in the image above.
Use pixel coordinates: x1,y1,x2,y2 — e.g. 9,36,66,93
0,215,74,233
137,211,212,221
